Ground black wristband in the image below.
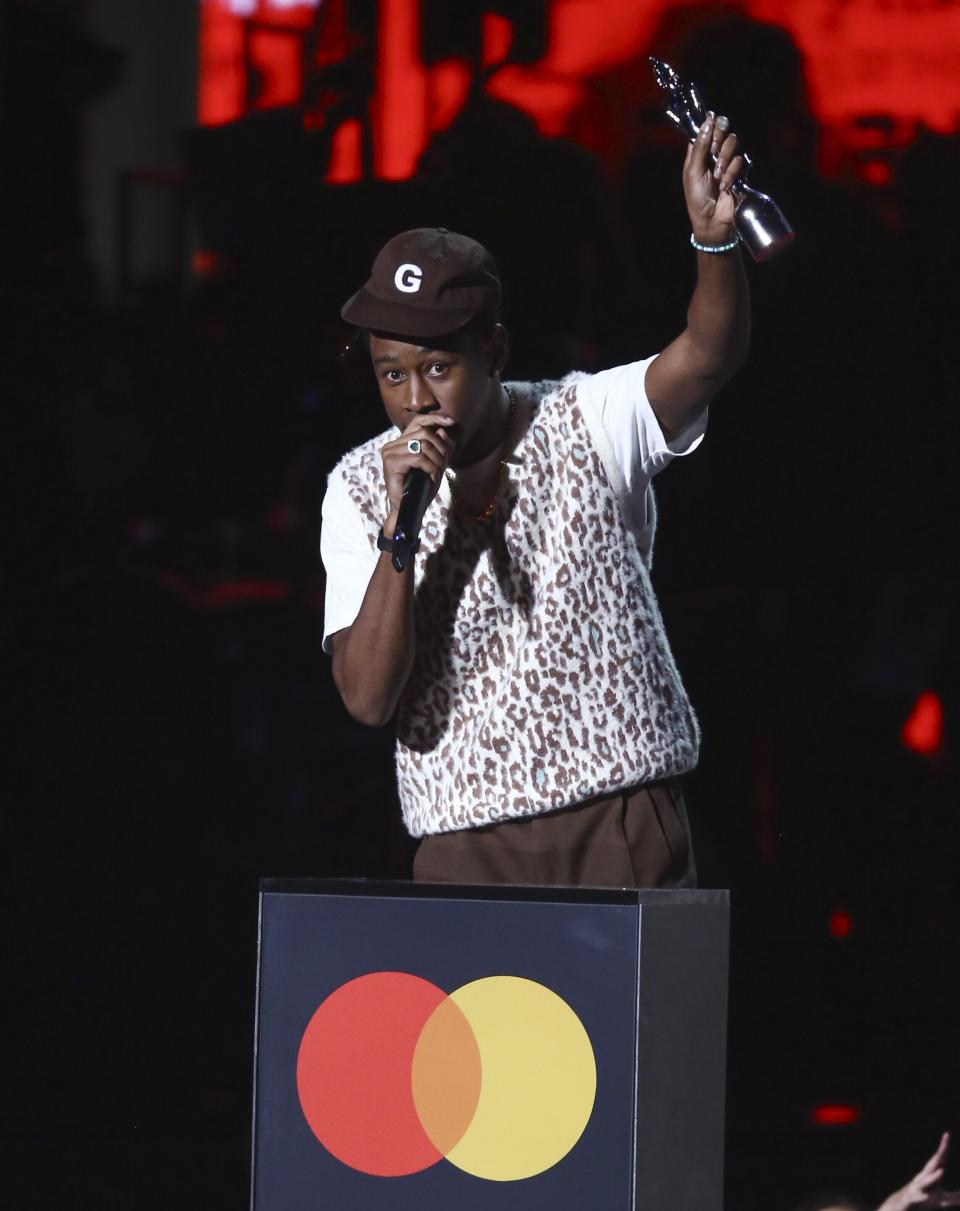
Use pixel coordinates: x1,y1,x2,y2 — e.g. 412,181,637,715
377,527,420,560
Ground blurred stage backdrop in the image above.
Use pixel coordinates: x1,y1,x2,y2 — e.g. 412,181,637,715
5,1,958,1208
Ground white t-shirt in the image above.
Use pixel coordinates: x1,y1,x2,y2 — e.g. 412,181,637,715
320,354,706,651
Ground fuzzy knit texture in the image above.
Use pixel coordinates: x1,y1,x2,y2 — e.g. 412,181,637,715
330,374,701,837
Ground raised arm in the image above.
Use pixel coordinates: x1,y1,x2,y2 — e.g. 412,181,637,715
876,1132,960,1211
645,112,751,440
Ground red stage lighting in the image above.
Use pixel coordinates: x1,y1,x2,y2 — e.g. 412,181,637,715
828,908,853,940
197,1,960,183
901,690,944,757
812,1103,861,1127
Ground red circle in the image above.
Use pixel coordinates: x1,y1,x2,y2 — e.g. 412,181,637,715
296,971,449,1176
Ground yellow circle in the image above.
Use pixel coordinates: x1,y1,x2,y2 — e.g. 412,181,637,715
444,976,597,1181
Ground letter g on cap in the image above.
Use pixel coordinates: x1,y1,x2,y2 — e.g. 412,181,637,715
394,263,423,293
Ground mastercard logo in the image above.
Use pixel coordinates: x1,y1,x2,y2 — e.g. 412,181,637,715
296,971,597,1182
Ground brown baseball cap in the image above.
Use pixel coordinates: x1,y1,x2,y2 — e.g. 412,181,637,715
340,227,501,339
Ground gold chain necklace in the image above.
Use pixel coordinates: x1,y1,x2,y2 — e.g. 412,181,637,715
446,385,517,524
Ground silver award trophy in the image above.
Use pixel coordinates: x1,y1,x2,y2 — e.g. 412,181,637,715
649,55,795,261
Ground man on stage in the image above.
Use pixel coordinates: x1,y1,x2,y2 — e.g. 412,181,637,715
321,112,750,889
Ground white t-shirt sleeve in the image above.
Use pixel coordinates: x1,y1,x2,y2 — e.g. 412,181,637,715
320,469,378,653
583,354,707,493
575,354,707,553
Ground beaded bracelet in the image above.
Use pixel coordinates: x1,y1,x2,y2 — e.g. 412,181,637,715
690,232,740,254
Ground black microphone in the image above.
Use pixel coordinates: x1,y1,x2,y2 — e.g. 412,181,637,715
390,469,433,572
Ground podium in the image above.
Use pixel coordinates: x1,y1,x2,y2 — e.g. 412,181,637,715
252,880,730,1211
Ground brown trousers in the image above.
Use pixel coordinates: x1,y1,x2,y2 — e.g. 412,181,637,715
413,781,696,890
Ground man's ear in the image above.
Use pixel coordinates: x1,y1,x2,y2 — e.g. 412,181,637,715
489,323,509,376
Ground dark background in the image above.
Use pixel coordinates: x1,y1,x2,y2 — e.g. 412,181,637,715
4,1,958,1208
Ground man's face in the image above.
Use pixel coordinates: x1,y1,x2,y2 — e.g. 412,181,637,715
368,326,503,464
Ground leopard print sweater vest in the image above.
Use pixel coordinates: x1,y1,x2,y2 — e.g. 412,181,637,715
332,375,700,837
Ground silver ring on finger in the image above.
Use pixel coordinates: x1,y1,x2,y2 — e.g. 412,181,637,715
407,438,422,454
